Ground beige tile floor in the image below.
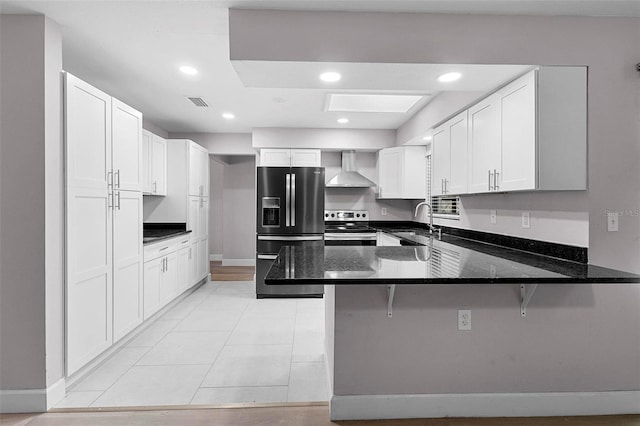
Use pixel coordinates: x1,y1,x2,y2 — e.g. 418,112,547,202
54,280,328,408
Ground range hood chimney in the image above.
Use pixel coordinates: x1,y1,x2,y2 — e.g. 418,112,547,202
326,151,376,188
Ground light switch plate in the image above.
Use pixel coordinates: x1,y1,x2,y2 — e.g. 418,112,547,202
522,211,531,229
607,212,619,232
490,210,497,224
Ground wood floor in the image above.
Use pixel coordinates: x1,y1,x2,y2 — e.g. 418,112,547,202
2,405,639,426
210,260,255,281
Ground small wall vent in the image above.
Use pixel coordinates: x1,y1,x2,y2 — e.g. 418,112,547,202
188,97,208,107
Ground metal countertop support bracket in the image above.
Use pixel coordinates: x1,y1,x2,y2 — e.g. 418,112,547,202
520,283,538,318
387,284,396,318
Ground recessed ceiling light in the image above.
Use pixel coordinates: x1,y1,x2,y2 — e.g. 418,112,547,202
423,135,433,142
179,65,198,75
337,118,349,124
438,72,462,83
222,112,235,120
320,72,342,83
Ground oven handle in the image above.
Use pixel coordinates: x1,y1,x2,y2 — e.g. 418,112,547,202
324,233,377,241
258,235,324,241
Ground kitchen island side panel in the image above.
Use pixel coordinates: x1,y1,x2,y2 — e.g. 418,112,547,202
332,283,640,395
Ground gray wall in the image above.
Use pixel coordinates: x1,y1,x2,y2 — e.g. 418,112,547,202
332,284,640,395
0,15,64,397
221,156,256,263
230,10,640,274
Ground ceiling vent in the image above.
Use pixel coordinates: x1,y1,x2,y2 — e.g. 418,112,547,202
188,97,208,107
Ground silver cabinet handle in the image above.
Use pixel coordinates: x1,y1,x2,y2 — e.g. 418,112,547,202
488,170,493,191
494,170,499,190
153,181,157,194
285,174,291,227
291,173,296,227
108,192,113,209
441,179,444,194
115,169,120,188
116,191,121,210
107,171,113,188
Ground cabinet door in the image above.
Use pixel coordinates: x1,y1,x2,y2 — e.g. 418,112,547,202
151,135,167,195
143,259,162,320
112,98,142,192
260,149,291,167
448,112,469,195
377,148,402,198
199,148,209,196
500,71,537,192
64,73,112,191
177,246,190,293
161,252,178,305
290,149,321,166
142,130,152,194
66,187,113,375
198,198,209,240
112,191,143,342
188,243,198,287
468,93,501,194
198,238,209,281
431,126,450,197
189,142,201,196
189,196,200,237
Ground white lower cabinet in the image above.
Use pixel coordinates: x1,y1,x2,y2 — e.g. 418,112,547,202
112,191,143,342
177,245,190,293
143,234,199,320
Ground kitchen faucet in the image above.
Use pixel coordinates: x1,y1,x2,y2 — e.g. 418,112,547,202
414,201,441,239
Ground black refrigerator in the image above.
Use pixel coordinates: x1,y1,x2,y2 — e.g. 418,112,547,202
256,166,325,298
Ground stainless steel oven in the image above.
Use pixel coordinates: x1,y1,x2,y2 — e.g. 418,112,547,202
324,210,377,246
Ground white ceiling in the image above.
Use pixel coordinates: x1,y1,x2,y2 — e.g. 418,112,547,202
1,1,639,134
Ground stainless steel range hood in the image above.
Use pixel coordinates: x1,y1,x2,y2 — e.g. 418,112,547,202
326,151,376,188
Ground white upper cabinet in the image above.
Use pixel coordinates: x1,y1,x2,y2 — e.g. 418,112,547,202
142,130,167,195
189,142,209,196
468,93,502,194
260,149,321,167
499,70,536,192
65,73,112,190
432,111,468,196
112,98,143,191
377,146,427,199
466,66,586,194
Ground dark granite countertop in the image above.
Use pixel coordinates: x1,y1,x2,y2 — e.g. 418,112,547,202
265,228,640,285
143,223,191,245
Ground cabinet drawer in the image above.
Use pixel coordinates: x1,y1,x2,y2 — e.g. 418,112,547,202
144,239,178,262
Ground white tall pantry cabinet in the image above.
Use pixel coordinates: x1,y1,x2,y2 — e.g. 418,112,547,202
64,73,143,375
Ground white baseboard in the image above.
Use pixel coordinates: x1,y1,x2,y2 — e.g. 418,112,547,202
0,378,66,413
330,391,640,421
209,254,223,261
221,258,255,267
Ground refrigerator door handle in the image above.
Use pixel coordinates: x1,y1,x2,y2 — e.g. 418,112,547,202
258,254,279,260
291,173,296,227
285,173,291,227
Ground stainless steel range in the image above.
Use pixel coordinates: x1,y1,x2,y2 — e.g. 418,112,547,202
324,210,377,245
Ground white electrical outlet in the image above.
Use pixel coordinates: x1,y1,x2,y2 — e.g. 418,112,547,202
607,212,619,232
458,309,471,331
381,207,388,216
490,210,497,224
522,211,531,229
